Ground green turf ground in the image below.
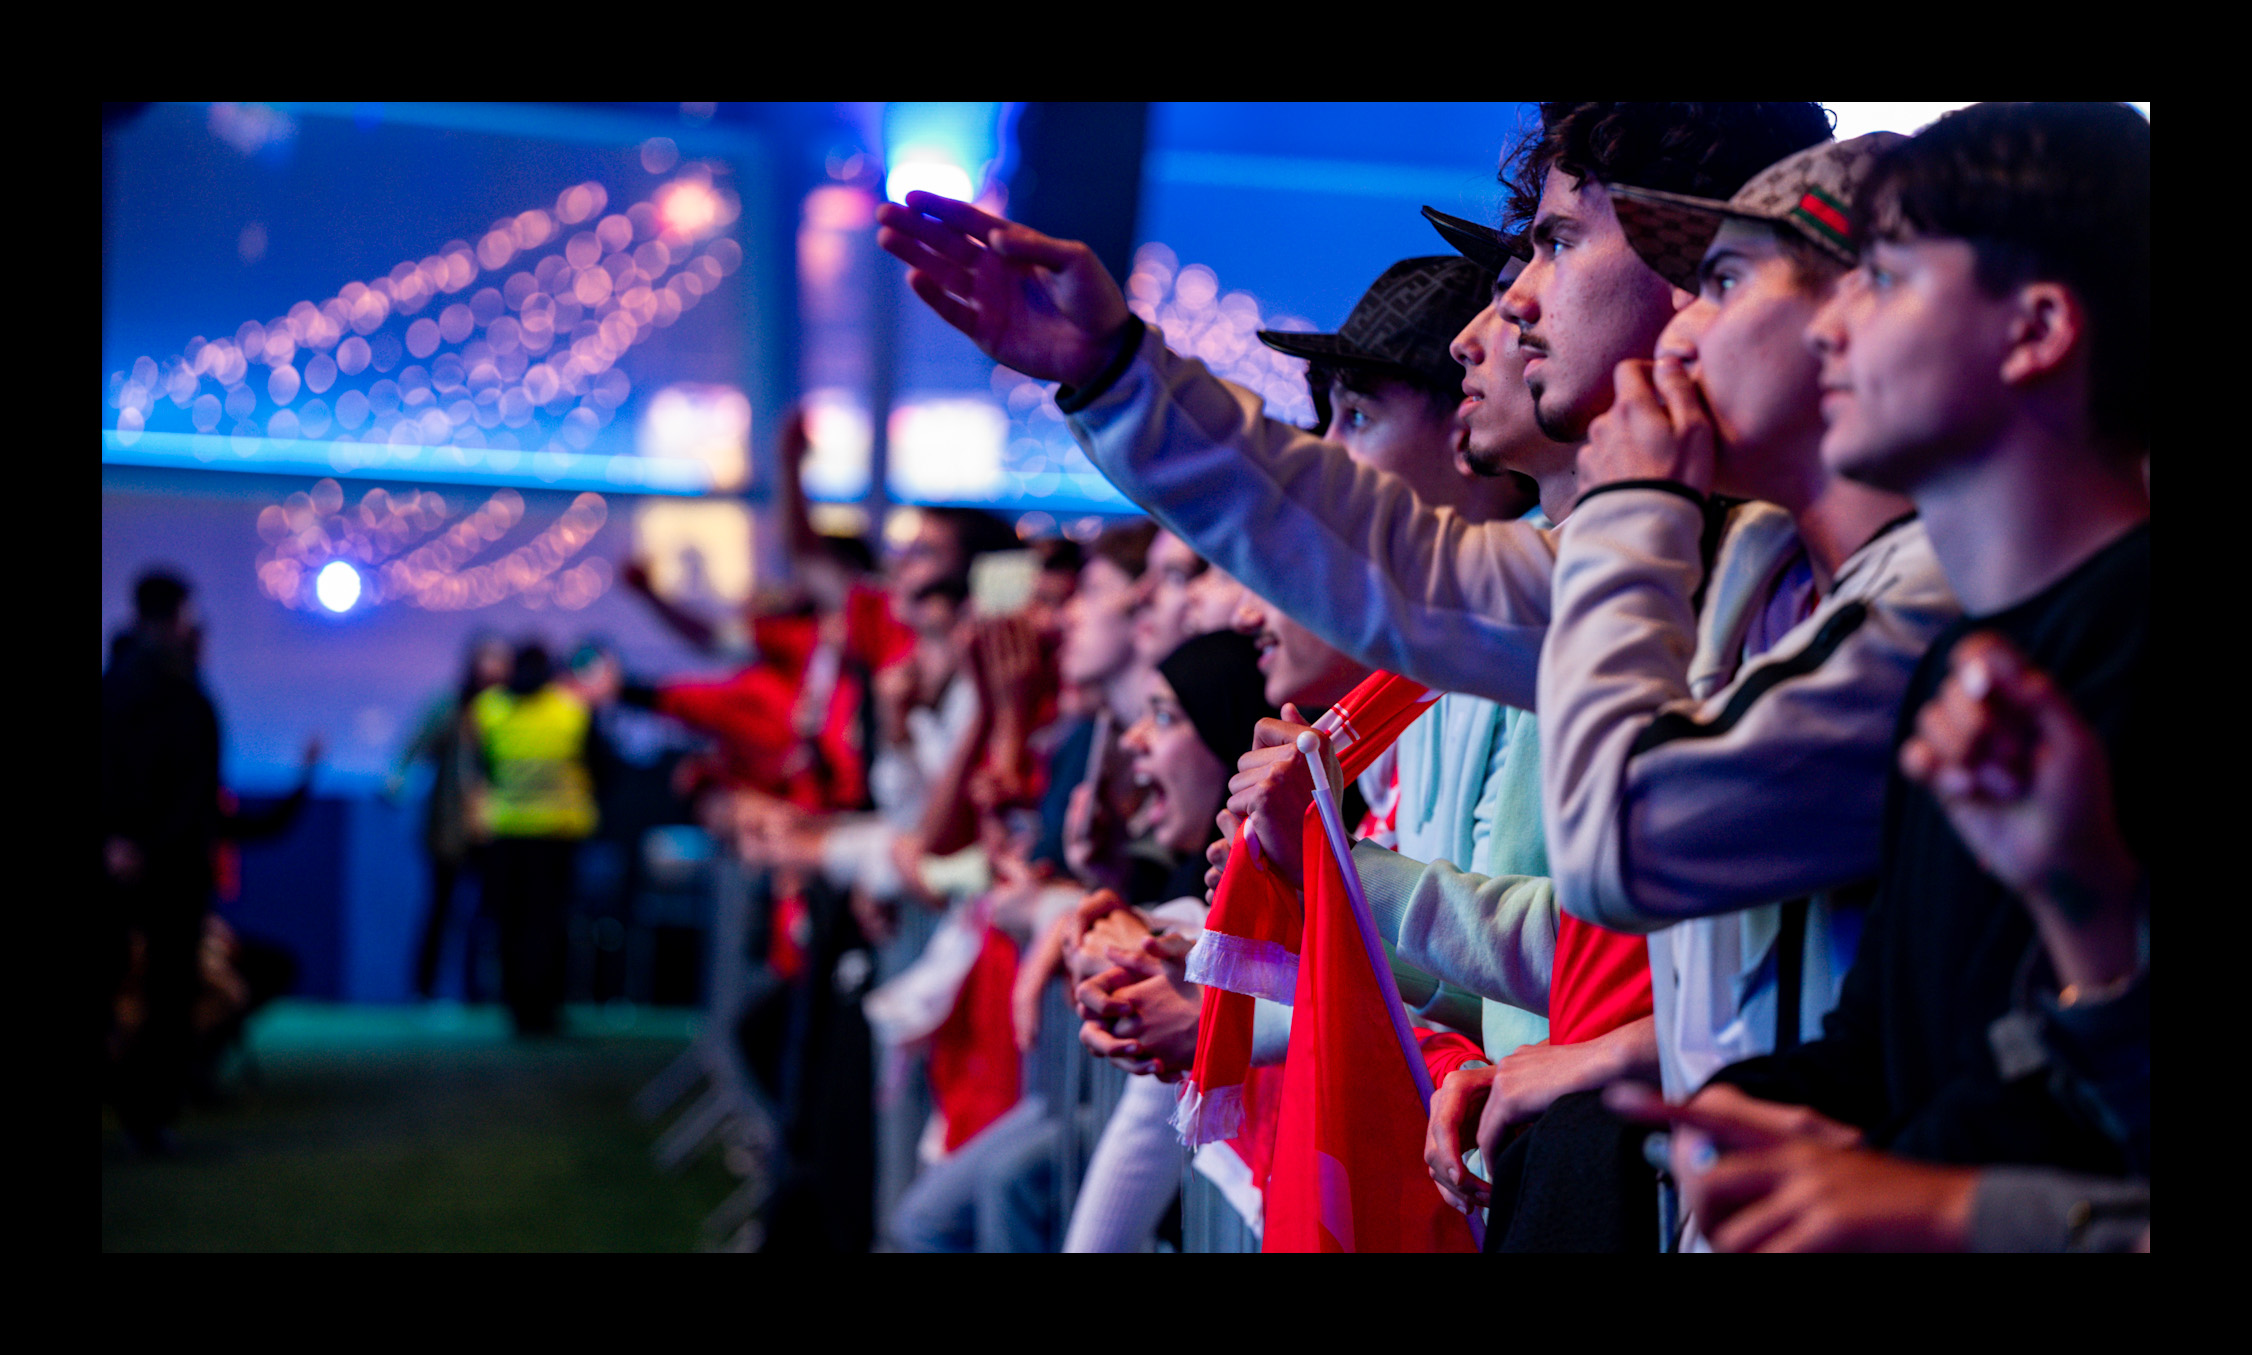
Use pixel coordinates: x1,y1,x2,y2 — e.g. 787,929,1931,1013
101,1001,743,1252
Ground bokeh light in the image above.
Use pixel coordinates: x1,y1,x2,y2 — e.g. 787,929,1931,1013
884,157,973,206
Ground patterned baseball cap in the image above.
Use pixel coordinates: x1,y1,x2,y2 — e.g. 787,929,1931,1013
1609,131,1908,292
1257,255,1496,392
1420,206,1532,277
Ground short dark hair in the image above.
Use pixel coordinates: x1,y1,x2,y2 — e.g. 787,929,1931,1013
1856,102,2149,454
1032,535,1085,577
1304,360,1458,438
1504,102,1835,237
508,641,553,695
133,569,192,625
815,532,877,576
924,506,1019,563
1089,520,1159,581
912,574,970,608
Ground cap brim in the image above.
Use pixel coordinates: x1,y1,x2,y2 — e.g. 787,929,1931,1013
1421,206,1527,276
1608,182,1778,293
1255,329,1387,365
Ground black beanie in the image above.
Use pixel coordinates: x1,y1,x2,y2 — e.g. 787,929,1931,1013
1156,630,1278,771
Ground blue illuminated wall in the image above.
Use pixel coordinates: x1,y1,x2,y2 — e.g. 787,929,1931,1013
1138,102,1537,349
102,103,782,496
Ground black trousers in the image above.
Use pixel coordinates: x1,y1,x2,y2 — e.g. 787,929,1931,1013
483,838,576,1033
1483,1088,1660,1253
413,848,485,999
108,860,210,1136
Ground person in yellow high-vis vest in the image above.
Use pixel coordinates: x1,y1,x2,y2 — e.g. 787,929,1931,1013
471,642,605,1036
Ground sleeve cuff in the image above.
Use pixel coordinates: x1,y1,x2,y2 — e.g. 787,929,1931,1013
1054,315,1148,414
1572,478,1708,513
1970,1168,2149,1253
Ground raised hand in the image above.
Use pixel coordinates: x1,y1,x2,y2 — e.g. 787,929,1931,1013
875,192,1134,388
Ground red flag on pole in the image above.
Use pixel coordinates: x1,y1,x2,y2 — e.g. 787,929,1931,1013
1175,670,1472,1251
1178,672,1439,1145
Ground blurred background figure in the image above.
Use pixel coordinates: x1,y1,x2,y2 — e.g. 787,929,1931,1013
103,568,320,1153
389,633,511,1002
470,640,613,1037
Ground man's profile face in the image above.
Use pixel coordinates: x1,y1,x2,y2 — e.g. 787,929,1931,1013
1807,233,2018,494
1499,170,1684,442
1450,260,1555,478
1657,220,1834,501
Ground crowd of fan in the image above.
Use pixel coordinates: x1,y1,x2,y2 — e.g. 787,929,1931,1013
104,100,2148,1253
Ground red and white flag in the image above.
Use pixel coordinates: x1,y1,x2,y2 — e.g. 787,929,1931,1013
1177,672,1439,1145
1178,672,1473,1251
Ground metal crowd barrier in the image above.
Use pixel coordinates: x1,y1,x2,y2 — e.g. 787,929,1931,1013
630,845,782,1249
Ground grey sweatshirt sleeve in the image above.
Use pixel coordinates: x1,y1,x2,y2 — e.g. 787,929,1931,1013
1066,327,1558,709
1539,491,1960,932
1355,838,1556,1017
1969,1169,2149,1252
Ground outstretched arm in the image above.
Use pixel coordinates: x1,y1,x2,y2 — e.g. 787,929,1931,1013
878,194,1557,707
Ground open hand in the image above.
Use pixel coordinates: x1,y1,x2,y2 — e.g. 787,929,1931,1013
875,193,1133,389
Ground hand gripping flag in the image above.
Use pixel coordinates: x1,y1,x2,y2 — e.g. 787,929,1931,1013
1268,685,1483,1253
1177,672,1441,1146
1179,673,1472,1251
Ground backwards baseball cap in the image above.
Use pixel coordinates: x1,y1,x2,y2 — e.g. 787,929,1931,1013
1420,206,1531,277
1609,131,1909,292
1256,255,1495,393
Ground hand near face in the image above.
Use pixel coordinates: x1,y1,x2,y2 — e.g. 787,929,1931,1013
1578,356,1718,498
875,193,1134,389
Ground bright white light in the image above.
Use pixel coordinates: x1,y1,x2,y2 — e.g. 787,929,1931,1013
316,560,362,613
1825,103,1978,139
886,157,974,206
1826,102,2150,141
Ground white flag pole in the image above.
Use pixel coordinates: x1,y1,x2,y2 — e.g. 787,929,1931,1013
1300,730,1485,1250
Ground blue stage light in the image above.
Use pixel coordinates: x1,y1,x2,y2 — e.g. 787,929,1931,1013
316,560,362,613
